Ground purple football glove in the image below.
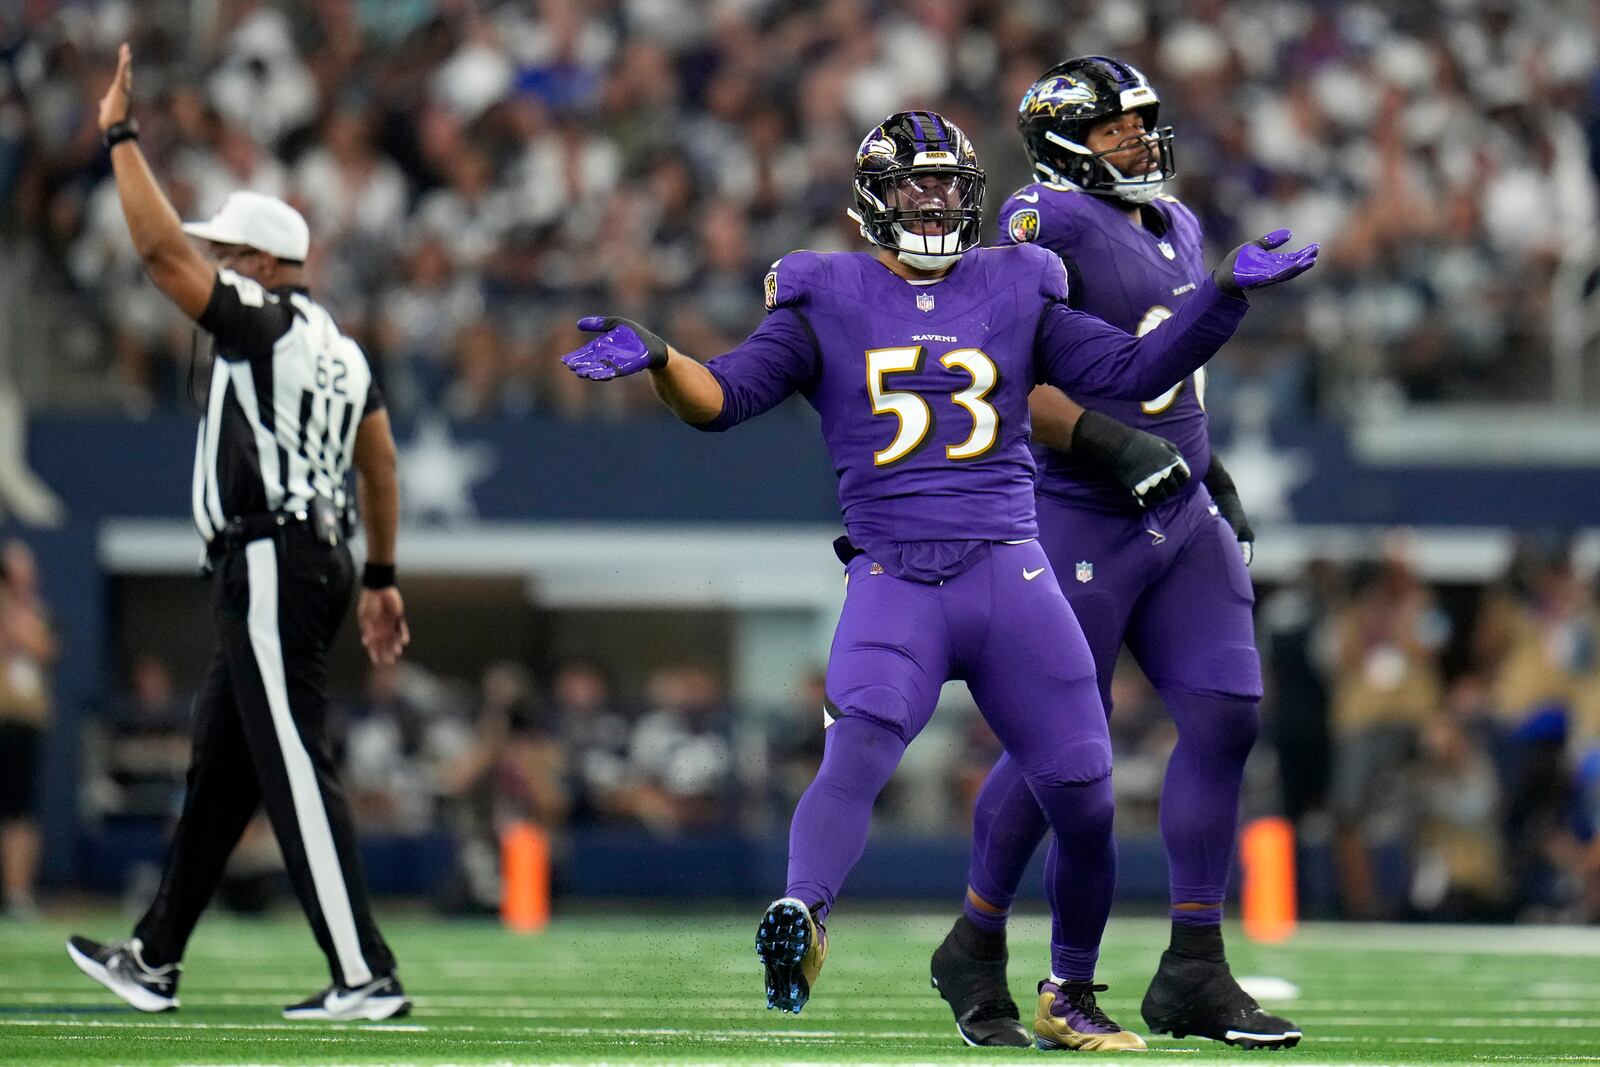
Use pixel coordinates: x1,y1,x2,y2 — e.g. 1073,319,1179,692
560,315,669,380
1215,229,1319,297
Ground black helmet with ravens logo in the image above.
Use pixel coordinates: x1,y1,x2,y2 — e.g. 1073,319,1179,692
851,111,985,269
1017,56,1175,203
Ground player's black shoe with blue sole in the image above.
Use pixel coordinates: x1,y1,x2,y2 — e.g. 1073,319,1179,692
756,897,827,1013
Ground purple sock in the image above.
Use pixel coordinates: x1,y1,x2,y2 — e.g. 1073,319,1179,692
964,752,1050,929
1171,904,1224,926
1032,774,1116,983
784,716,905,922
1159,692,1257,921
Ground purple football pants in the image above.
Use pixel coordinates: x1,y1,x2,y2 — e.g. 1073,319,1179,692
966,486,1263,930
785,540,1117,981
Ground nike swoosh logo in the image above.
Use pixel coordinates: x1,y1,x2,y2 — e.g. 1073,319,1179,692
324,983,388,1013
1015,192,1040,203
324,989,366,1013
1023,567,1046,581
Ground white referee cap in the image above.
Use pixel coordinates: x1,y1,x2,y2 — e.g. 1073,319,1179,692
181,191,311,262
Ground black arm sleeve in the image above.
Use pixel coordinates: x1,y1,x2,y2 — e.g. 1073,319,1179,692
1203,452,1237,495
1204,452,1253,541
1060,252,1086,311
197,270,294,363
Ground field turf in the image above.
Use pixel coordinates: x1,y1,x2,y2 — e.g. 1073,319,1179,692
2,910,1598,1065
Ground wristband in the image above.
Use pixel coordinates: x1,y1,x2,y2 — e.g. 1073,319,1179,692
103,119,140,149
362,562,396,589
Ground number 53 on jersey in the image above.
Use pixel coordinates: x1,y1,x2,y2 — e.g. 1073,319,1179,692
866,346,1000,466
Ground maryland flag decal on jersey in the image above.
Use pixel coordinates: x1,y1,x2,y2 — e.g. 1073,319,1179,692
1008,208,1040,244
764,267,779,310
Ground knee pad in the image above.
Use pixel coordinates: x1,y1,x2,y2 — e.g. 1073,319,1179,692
814,714,908,797
1016,736,1113,790
1036,772,1116,838
1166,691,1260,766
827,683,918,745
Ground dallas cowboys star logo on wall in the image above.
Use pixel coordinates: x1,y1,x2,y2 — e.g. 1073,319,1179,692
398,417,495,524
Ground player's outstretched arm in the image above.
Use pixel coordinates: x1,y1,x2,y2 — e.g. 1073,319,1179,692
1030,386,1190,508
562,308,818,431
1037,229,1318,400
97,44,216,321
560,316,725,424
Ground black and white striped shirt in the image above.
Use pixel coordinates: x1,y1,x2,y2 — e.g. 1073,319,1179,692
191,269,382,542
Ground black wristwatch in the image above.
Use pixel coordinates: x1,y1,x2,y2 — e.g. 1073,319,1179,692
102,118,140,148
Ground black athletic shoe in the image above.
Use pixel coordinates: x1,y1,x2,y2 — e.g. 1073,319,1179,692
756,897,827,1014
1141,950,1301,1049
283,974,411,1021
66,936,180,1013
929,918,1029,1047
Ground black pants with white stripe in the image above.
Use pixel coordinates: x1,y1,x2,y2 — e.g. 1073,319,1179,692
135,523,396,986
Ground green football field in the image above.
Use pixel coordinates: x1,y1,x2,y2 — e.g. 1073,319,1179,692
2,910,1597,1065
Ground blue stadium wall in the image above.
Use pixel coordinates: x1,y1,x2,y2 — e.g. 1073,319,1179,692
21,412,1593,903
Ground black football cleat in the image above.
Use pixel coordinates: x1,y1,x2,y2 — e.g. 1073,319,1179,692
66,935,180,1012
756,897,827,1014
283,974,411,1021
1141,950,1301,1049
929,917,1030,1047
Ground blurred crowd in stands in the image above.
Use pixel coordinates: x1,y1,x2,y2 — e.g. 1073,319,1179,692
8,0,1600,923
71,534,1600,923
2,0,1597,419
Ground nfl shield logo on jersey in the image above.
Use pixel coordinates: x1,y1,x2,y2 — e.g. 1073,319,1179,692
1075,560,1094,583
1009,208,1040,244
1157,240,1176,260
916,291,935,313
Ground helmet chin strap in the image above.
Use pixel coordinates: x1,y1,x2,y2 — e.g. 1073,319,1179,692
1034,152,1166,203
1098,158,1167,204
844,207,967,270
897,248,962,270
893,224,964,269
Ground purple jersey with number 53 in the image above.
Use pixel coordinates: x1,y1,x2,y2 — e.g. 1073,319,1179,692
999,185,1213,512
694,242,1245,578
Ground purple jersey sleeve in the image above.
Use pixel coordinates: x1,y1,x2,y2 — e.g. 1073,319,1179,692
998,185,1075,251
696,256,822,432
1035,274,1247,400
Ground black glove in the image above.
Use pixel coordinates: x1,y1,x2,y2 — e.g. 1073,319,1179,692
1204,454,1254,566
1071,409,1191,509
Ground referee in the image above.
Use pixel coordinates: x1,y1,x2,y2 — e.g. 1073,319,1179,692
67,45,411,1022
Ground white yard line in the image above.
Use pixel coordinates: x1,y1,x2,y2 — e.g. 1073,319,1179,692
0,1019,435,1033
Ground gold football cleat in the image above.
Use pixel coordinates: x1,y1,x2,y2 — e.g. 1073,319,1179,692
1033,979,1148,1051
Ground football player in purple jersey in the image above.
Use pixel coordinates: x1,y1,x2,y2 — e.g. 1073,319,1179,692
560,109,1315,1050
930,57,1302,1050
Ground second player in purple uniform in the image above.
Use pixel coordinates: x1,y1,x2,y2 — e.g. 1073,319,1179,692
930,56,1302,1050
561,109,1315,1051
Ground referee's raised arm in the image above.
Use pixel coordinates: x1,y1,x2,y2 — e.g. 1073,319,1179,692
96,44,215,321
